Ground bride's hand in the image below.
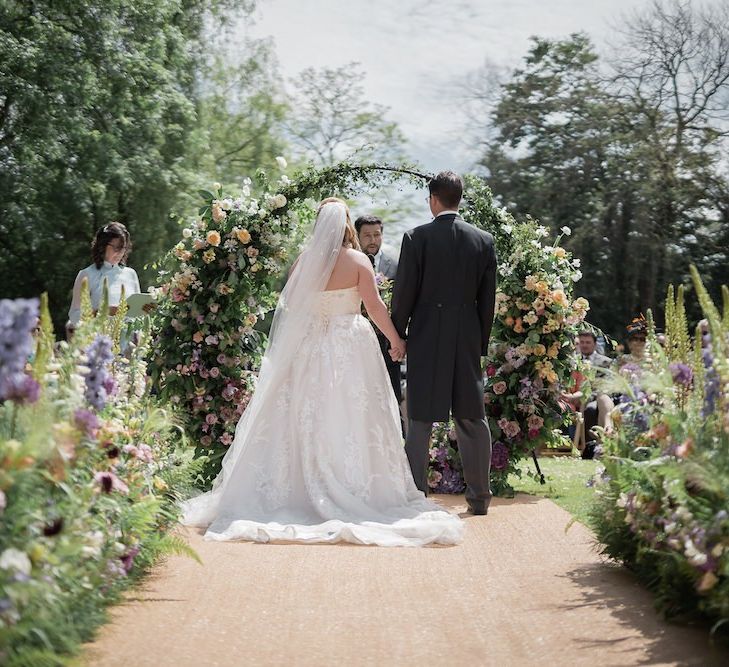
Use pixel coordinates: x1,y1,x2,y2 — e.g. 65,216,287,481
389,338,406,362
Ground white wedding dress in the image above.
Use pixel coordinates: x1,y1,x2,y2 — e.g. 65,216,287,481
182,202,463,547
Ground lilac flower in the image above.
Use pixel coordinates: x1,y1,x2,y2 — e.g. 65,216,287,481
669,362,693,387
83,335,115,411
0,298,40,404
491,441,509,470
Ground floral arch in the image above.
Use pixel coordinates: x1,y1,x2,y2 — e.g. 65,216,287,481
149,161,588,493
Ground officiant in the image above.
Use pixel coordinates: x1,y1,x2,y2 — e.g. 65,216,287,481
355,215,403,416
66,222,142,338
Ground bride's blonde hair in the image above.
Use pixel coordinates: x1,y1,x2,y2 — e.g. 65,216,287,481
317,197,360,250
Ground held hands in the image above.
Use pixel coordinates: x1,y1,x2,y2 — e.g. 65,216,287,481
389,337,406,362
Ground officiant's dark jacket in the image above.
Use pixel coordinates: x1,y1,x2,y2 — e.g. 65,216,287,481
391,213,497,422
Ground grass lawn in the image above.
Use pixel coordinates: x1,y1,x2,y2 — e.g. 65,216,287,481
510,455,599,526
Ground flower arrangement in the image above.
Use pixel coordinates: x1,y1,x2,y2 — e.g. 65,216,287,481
427,423,466,493
427,176,587,496
589,271,729,629
0,293,196,664
150,163,306,484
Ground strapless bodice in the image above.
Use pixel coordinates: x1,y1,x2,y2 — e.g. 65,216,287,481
316,286,361,316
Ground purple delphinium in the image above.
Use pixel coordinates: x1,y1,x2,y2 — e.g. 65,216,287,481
83,335,116,411
491,441,510,470
0,298,40,404
669,362,693,387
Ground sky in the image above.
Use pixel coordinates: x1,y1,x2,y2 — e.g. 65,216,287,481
239,0,655,173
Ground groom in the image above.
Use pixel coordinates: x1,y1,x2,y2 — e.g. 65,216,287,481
391,171,497,515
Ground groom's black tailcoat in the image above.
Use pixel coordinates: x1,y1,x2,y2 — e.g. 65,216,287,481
392,213,497,422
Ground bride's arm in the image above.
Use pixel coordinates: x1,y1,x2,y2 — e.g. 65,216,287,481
357,258,406,358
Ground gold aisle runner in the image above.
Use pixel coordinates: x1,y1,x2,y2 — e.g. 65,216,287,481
83,496,726,667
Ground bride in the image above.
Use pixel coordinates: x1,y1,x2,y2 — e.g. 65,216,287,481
182,197,463,546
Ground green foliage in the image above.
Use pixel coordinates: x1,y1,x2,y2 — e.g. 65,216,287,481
589,271,729,629
0,297,197,664
0,0,256,333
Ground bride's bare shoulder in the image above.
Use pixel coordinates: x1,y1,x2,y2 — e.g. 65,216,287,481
342,247,368,267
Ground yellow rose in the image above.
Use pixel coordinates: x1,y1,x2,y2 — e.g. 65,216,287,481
535,280,549,294
533,344,546,356
552,289,568,307
235,228,251,244
202,249,215,264
553,247,567,259
505,316,514,327
525,275,538,291
206,231,221,247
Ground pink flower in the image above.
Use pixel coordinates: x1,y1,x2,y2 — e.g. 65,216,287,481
527,415,544,430
209,367,220,378
94,471,129,495
528,427,540,439
216,353,227,365
220,433,234,446
205,413,218,425
205,334,219,346
492,381,507,395
486,365,497,377
200,435,212,447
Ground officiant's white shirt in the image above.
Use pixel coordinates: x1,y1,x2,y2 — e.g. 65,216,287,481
68,261,141,326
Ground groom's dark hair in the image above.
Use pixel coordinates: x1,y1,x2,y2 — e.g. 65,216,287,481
428,171,463,209
354,215,383,234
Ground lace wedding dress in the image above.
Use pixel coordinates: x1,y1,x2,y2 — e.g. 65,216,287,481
182,202,463,547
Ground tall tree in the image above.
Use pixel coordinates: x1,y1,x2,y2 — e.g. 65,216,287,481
0,0,253,330
284,63,407,166
473,1,729,336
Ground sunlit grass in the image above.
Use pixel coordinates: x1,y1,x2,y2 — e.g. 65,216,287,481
511,455,599,526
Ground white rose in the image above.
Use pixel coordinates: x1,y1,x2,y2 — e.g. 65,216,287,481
212,182,221,192
561,226,572,236
274,194,287,208
275,156,288,169
182,228,192,239
258,209,268,219
0,548,32,576
221,198,233,211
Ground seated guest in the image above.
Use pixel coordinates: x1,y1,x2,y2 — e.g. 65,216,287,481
67,222,141,337
617,315,648,368
577,330,611,369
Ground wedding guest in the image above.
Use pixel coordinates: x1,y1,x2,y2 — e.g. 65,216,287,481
577,331,613,444
355,214,403,433
67,222,141,337
577,330,611,369
617,315,648,367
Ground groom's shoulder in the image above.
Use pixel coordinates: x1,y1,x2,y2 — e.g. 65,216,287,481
405,220,438,240
455,216,494,245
